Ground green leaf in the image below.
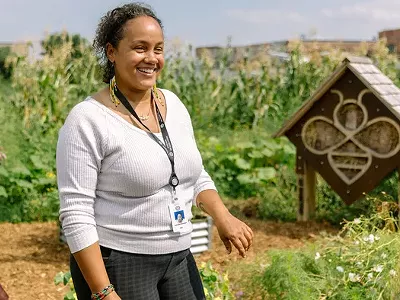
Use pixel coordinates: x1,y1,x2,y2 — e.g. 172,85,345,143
235,158,251,170
64,291,76,300
261,148,275,157
54,272,64,285
262,139,281,150
236,141,255,149
248,150,264,158
256,167,276,181
237,173,256,184
63,271,71,285
0,186,7,198
35,177,56,186
30,155,48,170
210,274,218,282
0,166,9,177
14,179,33,189
10,164,31,176
283,143,296,155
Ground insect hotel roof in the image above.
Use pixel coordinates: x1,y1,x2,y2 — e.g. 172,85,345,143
274,56,400,204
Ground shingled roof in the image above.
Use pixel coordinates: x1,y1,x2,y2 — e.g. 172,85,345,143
274,55,400,137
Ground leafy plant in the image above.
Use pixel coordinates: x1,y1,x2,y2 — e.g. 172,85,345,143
261,195,400,299
55,271,77,300
0,47,13,79
196,129,295,199
199,261,235,299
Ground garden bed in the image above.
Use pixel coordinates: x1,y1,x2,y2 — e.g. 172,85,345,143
0,219,336,299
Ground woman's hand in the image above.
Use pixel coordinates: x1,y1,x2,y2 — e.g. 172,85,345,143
214,212,254,258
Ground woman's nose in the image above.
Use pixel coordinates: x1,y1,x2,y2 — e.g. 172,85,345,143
144,52,158,63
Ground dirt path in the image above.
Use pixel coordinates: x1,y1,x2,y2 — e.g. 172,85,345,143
0,220,336,300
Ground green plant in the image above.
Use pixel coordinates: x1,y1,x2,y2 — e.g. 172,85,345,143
55,271,77,300
0,47,13,79
199,261,235,299
8,36,102,133
196,129,295,199
0,154,58,222
261,195,400,299
257,165,298,221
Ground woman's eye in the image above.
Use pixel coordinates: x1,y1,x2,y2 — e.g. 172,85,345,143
135,47,145,52
155,48,163,54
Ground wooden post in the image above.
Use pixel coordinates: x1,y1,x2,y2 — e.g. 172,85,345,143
297,160,316,221
397,167,400,230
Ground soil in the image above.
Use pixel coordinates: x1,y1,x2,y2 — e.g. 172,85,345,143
0,219,337,300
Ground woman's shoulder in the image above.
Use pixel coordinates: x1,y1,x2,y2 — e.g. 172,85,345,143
159,88,187,111
158,88,179,102
63,96,108,128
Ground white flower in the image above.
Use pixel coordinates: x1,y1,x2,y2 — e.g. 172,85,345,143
356,261,363,267
349,273,361,282
367,273,374,280
354,240,360,245
390,269,397,277
368,234,375,243
336,266,344,273
315,252,321,260
381,253,387,259
363,236,371,243
373,265,384,273
353,218,361,224
363,234,379,243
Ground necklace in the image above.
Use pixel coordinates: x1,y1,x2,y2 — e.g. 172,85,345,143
138,102,151,121
109,76,153,122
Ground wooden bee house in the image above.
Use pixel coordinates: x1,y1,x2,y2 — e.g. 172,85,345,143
275,56,400,221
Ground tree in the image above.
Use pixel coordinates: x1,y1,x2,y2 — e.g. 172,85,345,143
0,46,12,79
41,32,90,59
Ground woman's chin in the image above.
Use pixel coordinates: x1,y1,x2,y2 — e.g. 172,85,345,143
137,80,157,90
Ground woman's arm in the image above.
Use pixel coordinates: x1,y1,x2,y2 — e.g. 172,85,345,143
56,104,119,299
196,189,254,258
73,243,119,299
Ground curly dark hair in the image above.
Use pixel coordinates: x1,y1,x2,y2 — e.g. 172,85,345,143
93,3,163,83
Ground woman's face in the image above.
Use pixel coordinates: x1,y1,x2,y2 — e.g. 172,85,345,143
107,16,164,91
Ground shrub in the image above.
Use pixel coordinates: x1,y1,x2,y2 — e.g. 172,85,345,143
261,195,400,299
0,46,12,79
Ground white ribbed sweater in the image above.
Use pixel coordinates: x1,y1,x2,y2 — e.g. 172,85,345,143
56,89,216,254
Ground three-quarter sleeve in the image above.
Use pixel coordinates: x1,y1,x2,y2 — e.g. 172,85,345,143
56,103,107,253
193,168,217,204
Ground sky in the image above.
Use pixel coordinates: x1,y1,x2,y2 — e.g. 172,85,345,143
1,0,400,50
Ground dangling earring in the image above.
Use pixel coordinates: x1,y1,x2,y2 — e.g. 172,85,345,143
153,84,164,106
109,76,120,107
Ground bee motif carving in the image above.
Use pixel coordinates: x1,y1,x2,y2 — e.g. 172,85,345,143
301,89,400,185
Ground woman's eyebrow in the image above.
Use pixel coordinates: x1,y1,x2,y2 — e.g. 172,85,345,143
130,40,164,45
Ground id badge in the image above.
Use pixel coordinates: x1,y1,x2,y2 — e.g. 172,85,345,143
168,199,190,233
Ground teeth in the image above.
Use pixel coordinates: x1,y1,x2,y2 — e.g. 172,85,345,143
138,68,155,74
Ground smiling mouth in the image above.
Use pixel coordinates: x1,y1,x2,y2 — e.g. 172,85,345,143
137,67,157,75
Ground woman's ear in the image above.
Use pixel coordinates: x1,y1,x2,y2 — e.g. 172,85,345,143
106,42,116,64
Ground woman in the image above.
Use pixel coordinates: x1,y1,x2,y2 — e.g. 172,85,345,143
56,3,253,299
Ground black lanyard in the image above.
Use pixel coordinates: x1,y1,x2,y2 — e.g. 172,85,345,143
113,86,179,191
